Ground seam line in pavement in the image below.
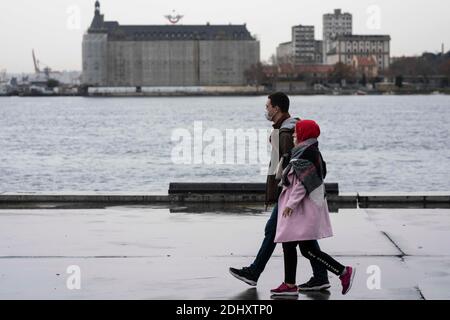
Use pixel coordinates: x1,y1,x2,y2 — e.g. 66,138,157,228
414,286,426,300
381,231,406,257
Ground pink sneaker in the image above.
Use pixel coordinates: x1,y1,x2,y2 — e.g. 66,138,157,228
340,266,356,295
270,283,299,296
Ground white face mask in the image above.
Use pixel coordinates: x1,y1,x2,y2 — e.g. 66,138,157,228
265,110,277,122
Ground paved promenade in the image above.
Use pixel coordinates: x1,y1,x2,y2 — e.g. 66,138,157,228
0,205,449,300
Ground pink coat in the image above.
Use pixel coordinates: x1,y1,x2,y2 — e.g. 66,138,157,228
275,168,333,243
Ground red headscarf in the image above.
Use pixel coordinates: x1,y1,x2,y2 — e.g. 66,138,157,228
296,120,321,142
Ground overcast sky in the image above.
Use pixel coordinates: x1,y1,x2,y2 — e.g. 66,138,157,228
1,0,449,73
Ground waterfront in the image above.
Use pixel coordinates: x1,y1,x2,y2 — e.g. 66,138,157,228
0,95,449,193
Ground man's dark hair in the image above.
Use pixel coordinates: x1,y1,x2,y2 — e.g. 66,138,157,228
268,92,290,113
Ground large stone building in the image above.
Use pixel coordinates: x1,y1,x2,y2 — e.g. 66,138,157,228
82,1,260,87
322,9,390,70
322,9,353,64
326,35,391,71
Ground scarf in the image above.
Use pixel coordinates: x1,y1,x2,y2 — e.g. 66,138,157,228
281,138,326,206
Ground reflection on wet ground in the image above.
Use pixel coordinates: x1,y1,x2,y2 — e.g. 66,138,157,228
1,200,448,213
268,290,332,301
0,201,395,214
231,288,260,300
0,207,449,299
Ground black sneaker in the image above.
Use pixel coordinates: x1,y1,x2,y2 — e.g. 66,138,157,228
298,277,331,292
229,267,258,286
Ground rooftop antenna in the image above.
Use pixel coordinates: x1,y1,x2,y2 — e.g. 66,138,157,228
164,10,184,25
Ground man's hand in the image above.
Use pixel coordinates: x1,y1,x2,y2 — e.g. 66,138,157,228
283,207,293,218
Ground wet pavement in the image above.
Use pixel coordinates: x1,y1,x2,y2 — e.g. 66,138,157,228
0,206,449,300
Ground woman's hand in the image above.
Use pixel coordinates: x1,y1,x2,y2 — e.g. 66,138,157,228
283,207,293,218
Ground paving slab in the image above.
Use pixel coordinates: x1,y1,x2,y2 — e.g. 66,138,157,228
0,207,396,258
364,209,450,256
0,207,448,299
0,256,421,300
403,257,450,300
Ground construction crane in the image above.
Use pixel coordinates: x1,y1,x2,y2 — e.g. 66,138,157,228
32,49,52,77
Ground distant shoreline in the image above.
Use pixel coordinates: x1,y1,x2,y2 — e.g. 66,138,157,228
1,91,450,98
83,90,450,97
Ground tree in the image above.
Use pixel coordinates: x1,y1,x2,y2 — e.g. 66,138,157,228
386,51,450,88
244,63,268,86
388,52,449,79
329,62,356,86
360,73,367,87
440,60,450,87
388,57,418,77
440,59,450,77
395,75,403,88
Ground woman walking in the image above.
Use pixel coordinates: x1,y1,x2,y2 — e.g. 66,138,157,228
270,119,356,296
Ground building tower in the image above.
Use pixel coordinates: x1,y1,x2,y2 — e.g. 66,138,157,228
292,25,316,64
323,9,352,64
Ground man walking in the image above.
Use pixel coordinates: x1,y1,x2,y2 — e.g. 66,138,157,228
229,92,331,292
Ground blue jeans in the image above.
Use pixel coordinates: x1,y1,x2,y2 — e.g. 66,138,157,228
249,203,329,282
